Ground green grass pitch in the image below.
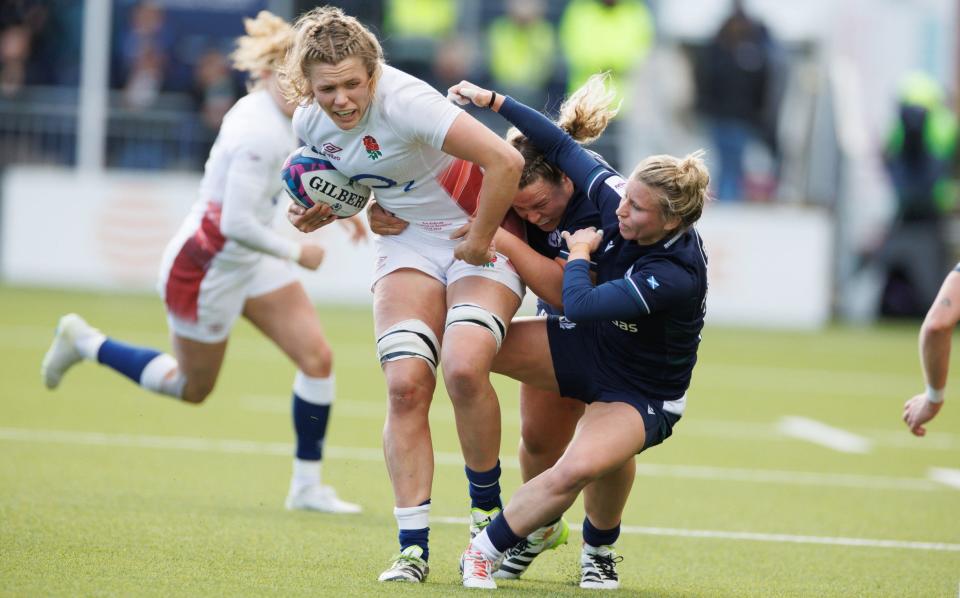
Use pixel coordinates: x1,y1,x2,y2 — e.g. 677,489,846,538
1,285,958,596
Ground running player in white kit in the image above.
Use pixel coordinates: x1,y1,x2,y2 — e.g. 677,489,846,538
41,11,364,514
281,6,525,582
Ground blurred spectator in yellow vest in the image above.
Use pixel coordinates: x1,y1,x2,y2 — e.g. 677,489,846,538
486,0,557,109
876,71,958,317
558,0,653,106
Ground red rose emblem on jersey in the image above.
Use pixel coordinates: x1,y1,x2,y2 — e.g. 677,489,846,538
363,135,382,160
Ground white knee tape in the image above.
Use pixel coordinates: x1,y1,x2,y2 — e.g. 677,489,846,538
376,319,440,376
445,303,506,351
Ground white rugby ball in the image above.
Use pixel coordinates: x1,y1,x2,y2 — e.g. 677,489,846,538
281,146,372,217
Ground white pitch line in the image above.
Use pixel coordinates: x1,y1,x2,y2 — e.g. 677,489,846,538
778,416,872,453
0,427,944,491
430,517,960,553
929,467,960,490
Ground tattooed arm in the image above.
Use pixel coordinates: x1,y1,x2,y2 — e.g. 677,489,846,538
903,269,960,436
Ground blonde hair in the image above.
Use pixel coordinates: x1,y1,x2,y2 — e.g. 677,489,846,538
279,6,384,104
508,73,619,188
230,11,294,88
631,150,711,230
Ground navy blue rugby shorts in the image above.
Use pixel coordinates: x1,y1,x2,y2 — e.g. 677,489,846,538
545,315,681,453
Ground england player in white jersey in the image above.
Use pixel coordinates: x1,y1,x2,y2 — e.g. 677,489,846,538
41,11,364,514
281,7,525,582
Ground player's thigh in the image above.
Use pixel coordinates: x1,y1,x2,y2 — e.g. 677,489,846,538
442,275,522,367
374,269,447,396
520,383,583,447
491,317,559,393
373,268,447,337
242,280,328,365
554,402,646,484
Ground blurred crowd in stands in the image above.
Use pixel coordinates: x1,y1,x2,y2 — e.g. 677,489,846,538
0,0,790,187
0,0,956,257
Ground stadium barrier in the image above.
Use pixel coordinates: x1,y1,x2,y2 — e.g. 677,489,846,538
1,166,832,328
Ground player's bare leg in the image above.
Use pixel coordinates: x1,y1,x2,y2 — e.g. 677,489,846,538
373,270,446,582
244,281,360,514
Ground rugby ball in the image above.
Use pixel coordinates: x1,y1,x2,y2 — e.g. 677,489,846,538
281,145,371,217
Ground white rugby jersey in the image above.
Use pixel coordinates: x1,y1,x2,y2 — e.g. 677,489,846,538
293,65,481,240
166,88,298,268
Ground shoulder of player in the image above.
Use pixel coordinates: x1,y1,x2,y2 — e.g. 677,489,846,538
376,65,449,113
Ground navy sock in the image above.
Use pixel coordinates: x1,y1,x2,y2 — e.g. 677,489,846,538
486,512,524,553
398,499,431,561
96,339,161,384
582,517,620,547
292,394,331,460
465,460,502,511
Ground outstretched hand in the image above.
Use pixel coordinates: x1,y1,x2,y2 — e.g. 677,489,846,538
447,80,495,109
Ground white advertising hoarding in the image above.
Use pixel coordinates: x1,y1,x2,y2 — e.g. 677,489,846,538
2,167,832,328
0,167,378,303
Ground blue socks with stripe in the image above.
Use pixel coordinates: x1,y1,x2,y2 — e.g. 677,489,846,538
465,460,503,512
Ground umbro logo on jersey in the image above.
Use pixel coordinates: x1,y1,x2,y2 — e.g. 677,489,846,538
647,405,655,415
321,142,342,160
605,240,615,252
558,317,576,330
646,276,659,289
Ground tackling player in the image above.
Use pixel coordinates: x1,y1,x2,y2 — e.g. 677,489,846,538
449,80,710,590
41,11,364,515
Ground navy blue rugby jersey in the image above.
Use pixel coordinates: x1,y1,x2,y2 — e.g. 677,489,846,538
524,177,600,315
499,95,708,400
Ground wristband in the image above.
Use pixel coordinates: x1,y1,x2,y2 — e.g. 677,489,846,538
289,244,302,264
926,384,945,404
487,90,497,109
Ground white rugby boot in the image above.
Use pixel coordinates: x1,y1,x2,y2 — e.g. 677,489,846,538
377,545,429,583
460,507,503,575
460,542,497,589
41,313,97,389
284,483,361,514
579,544,622,590
493,517,570,579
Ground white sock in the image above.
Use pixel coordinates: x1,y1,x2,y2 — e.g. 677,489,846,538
139,354,185,398
471,528,502,562
394,503,431,530
292,458,321,490
75,332,106,361
293,371,335,405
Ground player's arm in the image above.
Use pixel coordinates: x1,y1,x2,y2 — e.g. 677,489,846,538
449,81,622,219
560,228,642,322
903,270,960,435
441,113,524,265
494,227,565,308
366,200,409,235
221,148,324,270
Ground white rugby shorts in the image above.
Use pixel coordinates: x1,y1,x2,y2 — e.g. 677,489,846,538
160,254,299,344
372,226,524,298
